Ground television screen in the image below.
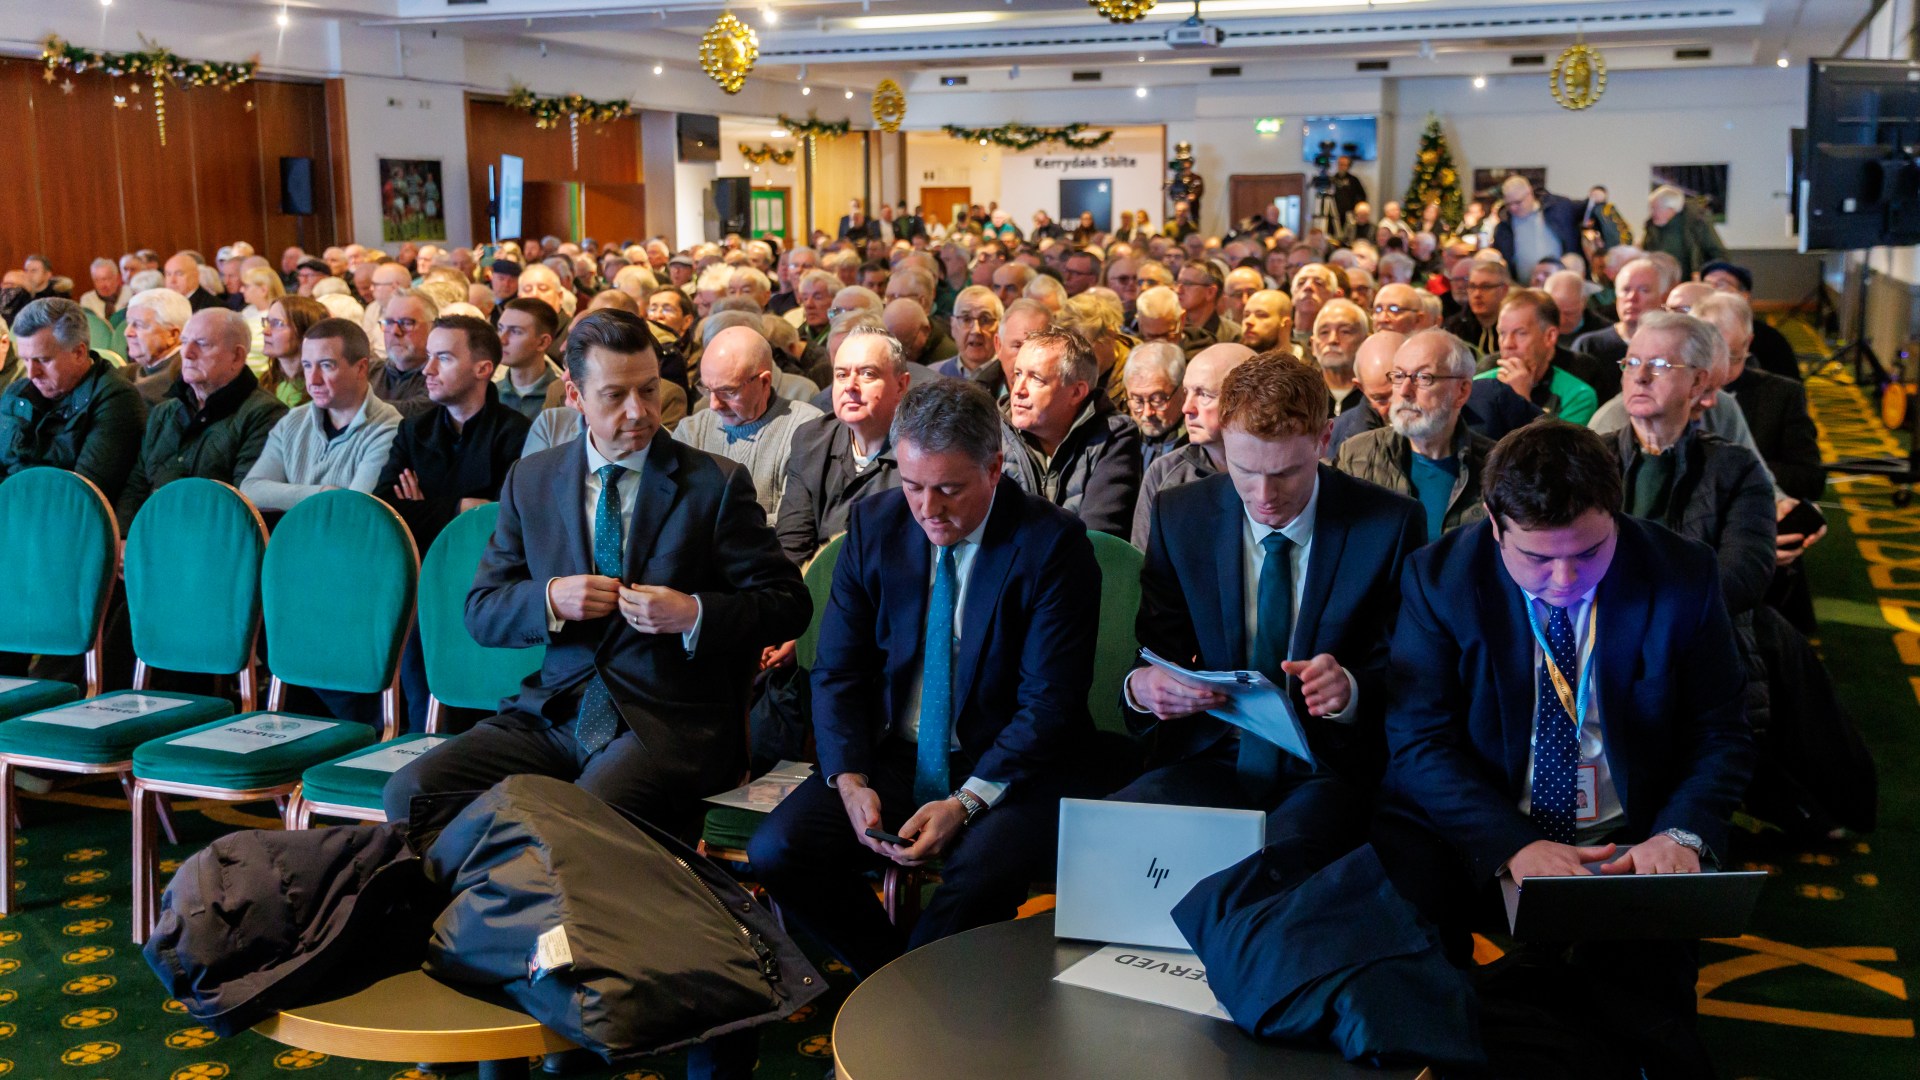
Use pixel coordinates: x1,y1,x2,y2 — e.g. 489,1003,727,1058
1801,59,1920,252
1301,116,1378,164
679,113,721,163
497,154,524,240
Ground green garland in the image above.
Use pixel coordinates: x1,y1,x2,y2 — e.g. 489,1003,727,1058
40,34,256,87
777,113,851,140
505,83,631,129
942,122,1113,151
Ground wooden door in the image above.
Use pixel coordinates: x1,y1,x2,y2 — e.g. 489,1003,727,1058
919,186,970,233
583,182,646,246
1228,174,1307,230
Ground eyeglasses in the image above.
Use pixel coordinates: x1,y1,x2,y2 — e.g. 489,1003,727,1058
262,317,289,330
1465,282,1506,293
1373,303,1416,317
1177,279,1214,290
1617,356,1695,376
381,317,422,333
952,312,998,327
1386,371,1467,389
1127,392,1176,411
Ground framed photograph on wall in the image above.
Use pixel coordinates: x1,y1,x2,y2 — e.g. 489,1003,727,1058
1471,167,1548,204
379,158,446,242
1650,163,1729,223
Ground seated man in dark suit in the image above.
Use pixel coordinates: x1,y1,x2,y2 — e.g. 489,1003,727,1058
749,377,1102,979
1120,351,1425,870
383,308,810,833
1376,421,1754,1076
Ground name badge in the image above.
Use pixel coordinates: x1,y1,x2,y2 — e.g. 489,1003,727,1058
1576,764,1599,823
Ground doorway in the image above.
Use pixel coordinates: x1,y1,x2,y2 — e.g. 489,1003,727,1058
1228,174,1308,232
919,186,970,233
751,187,791,240
1059,179,1113,233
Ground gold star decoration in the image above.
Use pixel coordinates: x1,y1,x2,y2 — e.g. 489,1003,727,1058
60,78,74,95
112,95,127,109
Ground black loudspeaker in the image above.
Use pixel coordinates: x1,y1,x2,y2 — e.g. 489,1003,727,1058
280,156,315,216
712,177,752,236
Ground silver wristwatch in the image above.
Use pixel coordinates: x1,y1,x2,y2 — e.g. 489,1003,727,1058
1662,827,1707,857
951,788,986,824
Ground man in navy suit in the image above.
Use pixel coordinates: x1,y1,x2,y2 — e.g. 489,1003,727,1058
1377,421,1753,1075
384,309,811,834
749,377,1101,979
1119,351,1425,868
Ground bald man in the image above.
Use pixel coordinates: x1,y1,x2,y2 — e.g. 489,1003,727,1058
672,325,824,520
1324,331,1405,459
1370,283,1433,336
165,252,220,312
1129,343,1254,550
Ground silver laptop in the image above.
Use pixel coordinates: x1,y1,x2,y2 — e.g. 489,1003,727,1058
1054,799,1266,949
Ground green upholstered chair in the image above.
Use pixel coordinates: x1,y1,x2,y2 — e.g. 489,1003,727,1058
291,503,542,827
0,468,119,707
699,534,846,869
1085,530,1146,736
0,480,264,914
129,490,418,943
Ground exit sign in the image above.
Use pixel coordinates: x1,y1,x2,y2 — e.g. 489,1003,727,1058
1254,117,1283,135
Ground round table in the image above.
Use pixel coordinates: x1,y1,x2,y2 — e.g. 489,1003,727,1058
252,968,576,1080
833,912,1433,1080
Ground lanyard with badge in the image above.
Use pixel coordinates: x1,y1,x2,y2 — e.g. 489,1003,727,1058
1527,600,1601,820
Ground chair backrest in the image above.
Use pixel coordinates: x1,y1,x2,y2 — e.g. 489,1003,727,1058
1086,530,1145,736
0,468,118,657
262,490,418,695
124,479,267,676
83,309,116,353
795,533,847,672
418,504,544,711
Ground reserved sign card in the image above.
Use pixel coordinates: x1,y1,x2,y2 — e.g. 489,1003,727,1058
168,715,336,754
20,694,191,729
1054,943,1233,1021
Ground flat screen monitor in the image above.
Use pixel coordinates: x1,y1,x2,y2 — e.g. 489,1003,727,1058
1800,58,1920,252
497,154,524,240
1301,115,1377,164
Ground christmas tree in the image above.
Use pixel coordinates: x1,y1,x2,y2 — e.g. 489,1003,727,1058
1404,115,1464,230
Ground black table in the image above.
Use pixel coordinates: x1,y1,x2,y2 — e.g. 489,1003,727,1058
833,912,1432,1079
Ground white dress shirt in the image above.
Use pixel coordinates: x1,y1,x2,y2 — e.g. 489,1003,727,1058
1516,587,1624,841
544,433,703,654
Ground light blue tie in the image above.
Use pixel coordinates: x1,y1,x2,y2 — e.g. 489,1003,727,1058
914,545,958,807
571,463,625,755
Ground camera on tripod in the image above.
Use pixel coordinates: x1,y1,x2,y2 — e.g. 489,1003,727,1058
1311,140,1358,191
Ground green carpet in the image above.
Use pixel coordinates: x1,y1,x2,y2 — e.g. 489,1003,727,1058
0,317,1910,1077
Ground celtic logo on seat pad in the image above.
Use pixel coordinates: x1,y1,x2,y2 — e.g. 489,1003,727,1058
798,1034,833,1058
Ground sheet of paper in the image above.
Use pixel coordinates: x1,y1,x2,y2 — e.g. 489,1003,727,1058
337,737,450,773
704,760,815,814
0,678,39,694
167,715,337,755
1140,648,1315,768
1054,943,1233,1021
16,694,193,730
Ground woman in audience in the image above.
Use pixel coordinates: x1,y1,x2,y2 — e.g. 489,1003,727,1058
260,295,326,408
239,266,286,374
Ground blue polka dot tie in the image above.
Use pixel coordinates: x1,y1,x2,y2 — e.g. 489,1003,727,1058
1530,602,1581,844
571,463,625,755
914,545,958,808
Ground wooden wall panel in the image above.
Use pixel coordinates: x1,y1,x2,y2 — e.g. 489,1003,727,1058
0,57,335,287
582,184,647,247
465,95,642,242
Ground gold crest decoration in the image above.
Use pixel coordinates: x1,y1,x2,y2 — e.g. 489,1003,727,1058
1089,0,1156,23
701,13,759,95
739,142,796,166
871,79,906,133
1550,41,1606,111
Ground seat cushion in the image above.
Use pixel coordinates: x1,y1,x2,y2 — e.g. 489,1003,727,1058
702,806,768,853
0,691,233,765
0,679,80,721
133,711,378,791
300,734,450,812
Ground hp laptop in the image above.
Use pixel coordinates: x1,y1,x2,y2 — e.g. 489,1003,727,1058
1054,799,1265,949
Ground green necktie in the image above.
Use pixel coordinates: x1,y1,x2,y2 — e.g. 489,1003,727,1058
572,463,625,754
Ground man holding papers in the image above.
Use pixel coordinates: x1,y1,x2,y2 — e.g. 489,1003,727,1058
1120,350,1425,867
1376,421,1753,1076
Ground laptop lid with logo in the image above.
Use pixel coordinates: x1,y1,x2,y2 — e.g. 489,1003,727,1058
1054,798,1266,949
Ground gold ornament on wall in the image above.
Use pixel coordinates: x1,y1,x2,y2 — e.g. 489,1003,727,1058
1089,0,1156,23
701,13,759,95
739,142,795,166
1550,41,1606,110
871,79,906,133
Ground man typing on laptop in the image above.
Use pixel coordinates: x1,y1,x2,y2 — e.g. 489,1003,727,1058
1375,421,1754,1076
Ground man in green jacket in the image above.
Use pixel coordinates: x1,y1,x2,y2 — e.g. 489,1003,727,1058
116,308,288,530
0,298,146,504
1642,184,1728,282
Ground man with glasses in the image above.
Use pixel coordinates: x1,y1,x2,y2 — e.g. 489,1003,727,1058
1289,265,1344,352
1176,263,1241,346
363,262,413,362
1105,255,1143,321
1370,282,1436,336
673,325,823,522
934,286,1011,401
371,289,438,419
1309,299,1371,415
1062,250,1102,298
1122,342,1189,469
1222,267,1264,324
1476,289,1597,426
1130,343,1254,549
1335,330,1494,537
1443,260,1509,356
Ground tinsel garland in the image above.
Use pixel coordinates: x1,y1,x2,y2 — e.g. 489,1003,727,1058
941,122,1113,151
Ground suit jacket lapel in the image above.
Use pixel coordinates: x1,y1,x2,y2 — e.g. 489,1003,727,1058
1290,466,1351,662
560,435,593,573
1486,538,1537,789
885,513,933,730
623,435,683,581
1594,520,1651,804
1211,479,1248,667
953,486,1021,707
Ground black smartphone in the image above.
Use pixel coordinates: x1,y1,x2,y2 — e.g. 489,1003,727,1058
1778,501,1827,547
865,826,912,847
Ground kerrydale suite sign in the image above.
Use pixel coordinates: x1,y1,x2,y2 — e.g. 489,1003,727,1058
1030,153,1141,173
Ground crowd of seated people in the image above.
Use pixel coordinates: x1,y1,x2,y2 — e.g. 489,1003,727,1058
0,173,1839,1077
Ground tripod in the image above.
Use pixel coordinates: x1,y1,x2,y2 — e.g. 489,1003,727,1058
1820,264,1920,503
1311,182,1342,241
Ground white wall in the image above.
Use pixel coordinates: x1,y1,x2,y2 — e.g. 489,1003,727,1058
333,26,474,250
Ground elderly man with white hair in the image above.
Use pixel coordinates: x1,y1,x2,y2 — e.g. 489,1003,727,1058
116,308,288,528
79,258,130,326
363,262,414,362
727,266,773,311
1309,298,1371,414
1334,329,1494,538
1573,255,1673,392
1543,269,1607,342
673,324,823,521
1128,342,1255,549
1641,184,1729,281
123,288,195,405
1122,342,1188,469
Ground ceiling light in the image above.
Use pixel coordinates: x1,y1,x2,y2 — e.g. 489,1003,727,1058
1180,0,1417,11
1136,86,1149,98
1776,51,1790,68
844,10,1001,29
1137,55,1146,62
845,88,855,98
653,63,664,75
1472,75,1486,88
801,85,811,96
276,9,291,27
771,128,789,137
99,0,111,7
763,6,779,25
